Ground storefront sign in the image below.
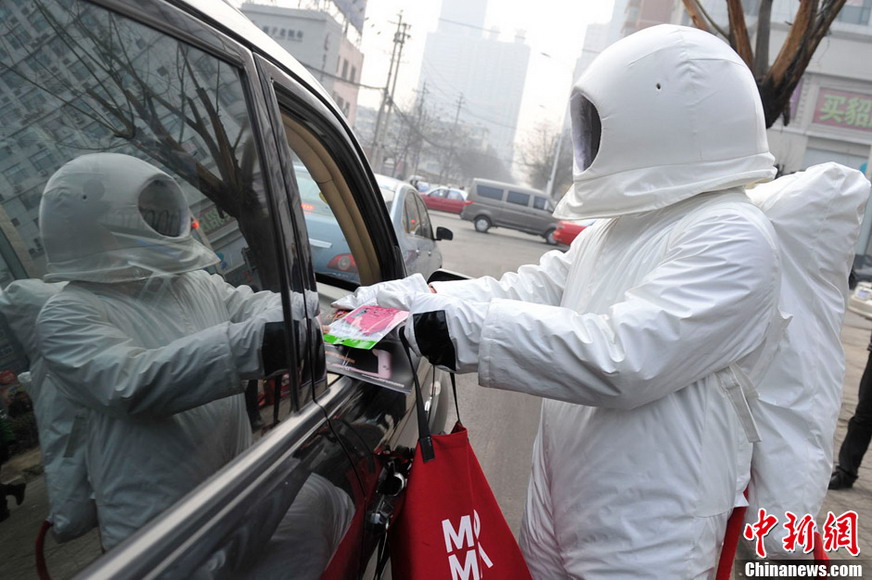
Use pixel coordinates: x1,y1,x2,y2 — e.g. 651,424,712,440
813,88,872,132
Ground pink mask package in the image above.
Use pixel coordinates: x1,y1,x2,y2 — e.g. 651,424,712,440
323,305,409,350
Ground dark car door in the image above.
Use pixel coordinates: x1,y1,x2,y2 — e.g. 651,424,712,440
254,56,454,576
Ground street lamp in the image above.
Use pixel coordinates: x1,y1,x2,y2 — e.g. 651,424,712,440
545,102,569,198
540,51,574,198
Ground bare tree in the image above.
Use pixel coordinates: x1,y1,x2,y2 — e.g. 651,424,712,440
1,0,280,288
518,124,573,196
682,0,848,127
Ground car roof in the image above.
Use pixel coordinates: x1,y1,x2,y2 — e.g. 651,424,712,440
373,173,411,204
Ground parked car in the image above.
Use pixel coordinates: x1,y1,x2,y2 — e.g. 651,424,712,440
0,1,454,578
461,178,560,244
301,170,452,282
419,186,471,215
553,219,596,246
375,174,453,277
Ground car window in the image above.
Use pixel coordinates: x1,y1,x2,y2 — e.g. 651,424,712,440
507,191,531,206
404,191,422,235
533,196,549,210
295,167,361,285
0,0,300,575
447,190,465,201
476,184,504,200
430,188,446,198
412,192,433,239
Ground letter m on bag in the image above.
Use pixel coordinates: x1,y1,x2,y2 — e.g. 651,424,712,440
442,511,493,580
443,514,475,552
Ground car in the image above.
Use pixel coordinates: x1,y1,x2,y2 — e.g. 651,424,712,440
552,220,595,246
0,1,454,578
419,186,471,215
375,175,454,277
461,178,560,244
301,170,452,283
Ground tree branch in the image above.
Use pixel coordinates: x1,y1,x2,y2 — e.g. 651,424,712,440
726,0,753,67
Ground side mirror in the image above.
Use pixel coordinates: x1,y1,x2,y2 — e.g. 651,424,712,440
436,226,453,241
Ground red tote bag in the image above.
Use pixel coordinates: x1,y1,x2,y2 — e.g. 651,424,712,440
390,330,531,579
389,421,532,580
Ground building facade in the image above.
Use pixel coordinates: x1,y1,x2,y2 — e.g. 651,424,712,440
583,1,872,176
417,0,530,172
240,2,364,124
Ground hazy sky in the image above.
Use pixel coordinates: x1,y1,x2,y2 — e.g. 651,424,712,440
357,0,616,145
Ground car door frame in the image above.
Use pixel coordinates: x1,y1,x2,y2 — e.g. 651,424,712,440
252,56,452,575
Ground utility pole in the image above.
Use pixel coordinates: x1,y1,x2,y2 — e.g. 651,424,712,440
370,13,410,174
410,81,428,178
545,102,569,198
398,82,427,179
440,93,464,183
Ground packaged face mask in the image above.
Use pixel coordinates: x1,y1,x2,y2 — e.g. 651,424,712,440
323,305,409,350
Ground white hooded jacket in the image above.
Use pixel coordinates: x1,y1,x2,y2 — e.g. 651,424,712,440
34,154,282,549
428,26,782,578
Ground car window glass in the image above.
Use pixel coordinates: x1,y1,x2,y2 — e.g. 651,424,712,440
533,196,548,210
404,192,422,235
295,168,361,285
447,190,465,201
431,188,446,198
412,193,433,239
476,184,504,200
507,191,531,206
0,1,297,575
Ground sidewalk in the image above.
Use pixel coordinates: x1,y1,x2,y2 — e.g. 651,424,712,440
818,309,872,560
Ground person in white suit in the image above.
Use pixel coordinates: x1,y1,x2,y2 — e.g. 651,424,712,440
338,25,784,577
34,153,285,549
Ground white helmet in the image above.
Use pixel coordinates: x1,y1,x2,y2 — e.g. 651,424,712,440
39,153,218,282
554,24,776,220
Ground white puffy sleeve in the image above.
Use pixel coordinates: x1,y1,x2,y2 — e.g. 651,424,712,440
475,211,780,409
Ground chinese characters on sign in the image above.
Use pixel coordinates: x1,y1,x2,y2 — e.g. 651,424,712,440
743,509,860,558
814,88,872,132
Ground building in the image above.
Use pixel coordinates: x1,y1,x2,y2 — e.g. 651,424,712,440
417,0,530,171
622,0,675,37
671,1,872,175
580,1,872,176
240,2,364,124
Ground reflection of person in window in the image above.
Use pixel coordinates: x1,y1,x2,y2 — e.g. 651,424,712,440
35,153,286,549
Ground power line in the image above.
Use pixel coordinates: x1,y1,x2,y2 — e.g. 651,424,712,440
437,17,497,34
299,64,383,90
371,12,411,172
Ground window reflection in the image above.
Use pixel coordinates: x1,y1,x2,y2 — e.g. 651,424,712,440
0,0,293,575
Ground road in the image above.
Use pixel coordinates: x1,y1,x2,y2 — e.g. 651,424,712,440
428,212,553,535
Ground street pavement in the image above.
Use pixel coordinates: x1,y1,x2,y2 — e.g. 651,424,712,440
818,309,872,563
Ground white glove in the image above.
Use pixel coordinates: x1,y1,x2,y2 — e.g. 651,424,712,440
402,293,489,374
332,273,430,311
